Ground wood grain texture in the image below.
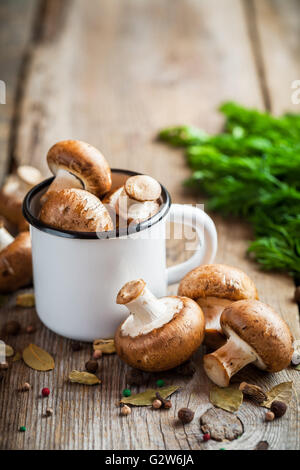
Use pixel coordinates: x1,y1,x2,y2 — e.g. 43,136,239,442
0,0,299,450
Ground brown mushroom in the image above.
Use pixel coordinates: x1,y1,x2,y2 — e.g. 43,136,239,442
114,279,205,372
0,166,43,231
40,188,113,232
203,300,293,387
115,175,161,224
42,140,111,203
0,223,32,293
178,264,258,349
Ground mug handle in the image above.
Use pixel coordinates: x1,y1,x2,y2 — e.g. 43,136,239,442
166,203,218,285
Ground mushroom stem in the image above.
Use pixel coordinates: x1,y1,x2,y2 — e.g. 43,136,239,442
0,224,14,251
203,330,259,387
124,285,166,324
42,169,83,201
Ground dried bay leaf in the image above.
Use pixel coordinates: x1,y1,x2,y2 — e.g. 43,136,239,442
210,386,243,413
23,344,55,371
5,344,14,357
69,370,101,385
261,382,293,408
12,351,22,362
200,407,244,441
16,293,35,308
93,338,116,354
120,385,180,406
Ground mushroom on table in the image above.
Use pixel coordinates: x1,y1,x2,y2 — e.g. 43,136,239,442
114,279,205,371
40,188,114,232
203,299,293,387
178,264,258,349
0,221,32,293
41,140,112,203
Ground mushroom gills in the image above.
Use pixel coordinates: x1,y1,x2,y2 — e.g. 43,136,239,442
203,327,266,387
197,297,233,348
121,286,183,337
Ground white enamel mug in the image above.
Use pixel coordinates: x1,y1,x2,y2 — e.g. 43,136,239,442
23,169,217,341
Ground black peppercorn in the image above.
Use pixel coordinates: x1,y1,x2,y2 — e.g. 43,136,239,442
270,400,287,418
85,360,98,373
178,407,194,424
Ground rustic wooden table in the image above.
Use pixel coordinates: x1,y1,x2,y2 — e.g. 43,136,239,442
0,0,299,450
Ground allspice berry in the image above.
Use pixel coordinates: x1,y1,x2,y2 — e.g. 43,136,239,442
265,411,275,422
120,405,131,416
85,360,98,373
3,320,21,336
270,400,287,418
22,382,31,391
178,407,194,424
152,399,162,409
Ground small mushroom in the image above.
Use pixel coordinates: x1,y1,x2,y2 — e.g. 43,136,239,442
115,175,161,224
0,166,43,231
40,188,114,232
203,300,293,387
41,140,112,203
0,223,32,293
178,264,258,349
114,279,205,371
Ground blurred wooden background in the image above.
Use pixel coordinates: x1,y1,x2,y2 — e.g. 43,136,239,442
0,0,299,450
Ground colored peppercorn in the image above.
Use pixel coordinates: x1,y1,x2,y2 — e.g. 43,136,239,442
156,379,165,388
270,400,287,418
122,388,131,397
42,387,50,397
19,426,26,432
178,408,194,424
203,433,211,442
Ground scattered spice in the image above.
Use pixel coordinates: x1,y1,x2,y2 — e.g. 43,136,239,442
239,382,267,404
3,320,21,335
156,392,172,409
265,411,275,422
42,387,50,397
46,408,53,417
203,433,211,442
261,382,293,408
71,341,81,352
270,400,287,418
152,399,162,409
120,404,131,416
210,386,243,413
26,325,36,334
200,407,244,441
0,362,8,370
255,441,269,450
123,388,131,397
93,338,116,354
120,385,179,407
23,344,55,371
16,293,35,308
22,382,31,392
156,379,165,388
178,408,194,424
85,360,98,374
93,349,102,360
294,286,300,303
69,370,101,385
12,351,22,362
19,426,26,432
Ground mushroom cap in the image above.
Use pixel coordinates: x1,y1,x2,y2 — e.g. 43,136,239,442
125,175,161,202
178,264,258,301
47,140,112,198
40,188,113,232
114,296,205,372
221,299,293,372
0,231,32,293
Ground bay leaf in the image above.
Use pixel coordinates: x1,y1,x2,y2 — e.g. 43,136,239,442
210,386,243,413
93,338,116,354
12,351,22,362
69,370,101,385
5,344,14,357
261,382,293,408
16,293,35,308
23,343,55,371
120,385,180,406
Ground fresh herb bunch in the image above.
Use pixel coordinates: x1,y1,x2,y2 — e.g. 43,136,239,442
159,102,300,280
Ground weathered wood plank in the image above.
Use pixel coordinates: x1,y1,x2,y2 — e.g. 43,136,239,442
0,0,299,450
0,0,38,184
